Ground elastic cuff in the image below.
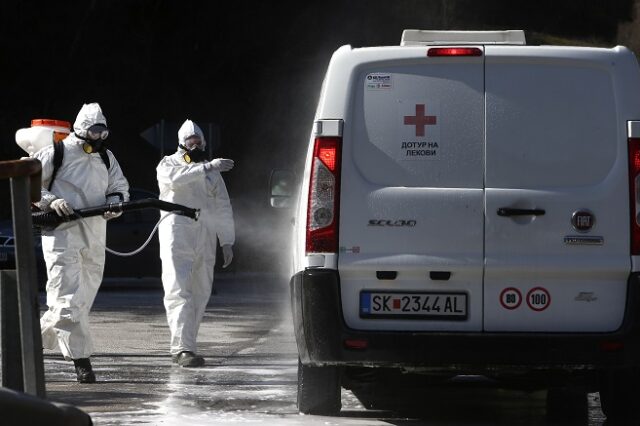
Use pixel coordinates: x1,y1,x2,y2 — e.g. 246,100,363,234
35,195,57,211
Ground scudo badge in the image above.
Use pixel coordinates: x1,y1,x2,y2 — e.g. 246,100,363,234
571,210,595,232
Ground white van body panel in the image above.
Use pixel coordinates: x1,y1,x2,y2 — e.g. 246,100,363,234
484,46,637,331
341,51,485,330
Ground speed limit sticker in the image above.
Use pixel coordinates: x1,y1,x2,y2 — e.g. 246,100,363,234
526,287,551,311
499,287,522,310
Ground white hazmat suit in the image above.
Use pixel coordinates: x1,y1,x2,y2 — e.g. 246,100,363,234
157,119,235,360
36,103,130,361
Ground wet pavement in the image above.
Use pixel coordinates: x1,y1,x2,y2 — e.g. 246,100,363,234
42,273,299,425
34,273,609,425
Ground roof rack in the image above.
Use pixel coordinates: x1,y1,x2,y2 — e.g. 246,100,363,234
401,30,526,46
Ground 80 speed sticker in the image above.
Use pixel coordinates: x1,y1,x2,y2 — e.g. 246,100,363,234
499,287,522,310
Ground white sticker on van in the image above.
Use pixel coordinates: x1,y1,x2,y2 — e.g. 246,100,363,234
398,100,440,160
366,73,392,90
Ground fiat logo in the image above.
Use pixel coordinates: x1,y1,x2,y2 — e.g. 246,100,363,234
572,210,595,232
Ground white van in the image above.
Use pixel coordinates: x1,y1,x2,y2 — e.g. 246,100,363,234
279,30,640,421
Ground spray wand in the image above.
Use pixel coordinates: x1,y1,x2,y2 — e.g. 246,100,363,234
32,199,200,257
32,198,199,230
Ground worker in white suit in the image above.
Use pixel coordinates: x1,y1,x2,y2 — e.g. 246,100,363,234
156,119,235,367
36,102,129,383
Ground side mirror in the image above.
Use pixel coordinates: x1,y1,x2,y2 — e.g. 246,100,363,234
269,169,296,209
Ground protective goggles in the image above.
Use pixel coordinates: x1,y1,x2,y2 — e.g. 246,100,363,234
184,136,203,150
86,125,109,141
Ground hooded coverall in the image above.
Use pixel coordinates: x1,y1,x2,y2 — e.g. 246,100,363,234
36,103,130,360
157,119,235,356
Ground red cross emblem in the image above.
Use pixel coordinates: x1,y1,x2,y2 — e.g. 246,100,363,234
404,104,437,137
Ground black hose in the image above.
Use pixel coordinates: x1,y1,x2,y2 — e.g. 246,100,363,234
32,198,199,230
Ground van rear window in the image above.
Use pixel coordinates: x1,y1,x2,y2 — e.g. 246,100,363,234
351,64,484,188
485,62,617,188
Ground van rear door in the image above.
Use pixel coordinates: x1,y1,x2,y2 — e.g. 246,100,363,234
339,48,485,331
483,46,630,332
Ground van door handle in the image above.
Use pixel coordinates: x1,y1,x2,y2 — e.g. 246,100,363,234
497,208,545,217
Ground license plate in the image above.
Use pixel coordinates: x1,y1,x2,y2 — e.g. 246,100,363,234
360,291,467,319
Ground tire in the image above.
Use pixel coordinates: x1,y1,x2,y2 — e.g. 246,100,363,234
599,369,640,423
297,358,341,415
344,367,383,410
546,387,587,424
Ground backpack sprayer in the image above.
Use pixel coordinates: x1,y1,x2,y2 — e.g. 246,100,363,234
17,118,200,257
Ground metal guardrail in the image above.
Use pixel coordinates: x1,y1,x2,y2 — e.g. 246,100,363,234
0,158,46,397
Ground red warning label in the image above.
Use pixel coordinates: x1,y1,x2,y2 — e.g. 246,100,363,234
500,287,522,310
526,287,551,312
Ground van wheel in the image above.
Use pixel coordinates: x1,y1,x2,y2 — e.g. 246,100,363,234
599,369,640,423
546,387,587,423
297,358,341,415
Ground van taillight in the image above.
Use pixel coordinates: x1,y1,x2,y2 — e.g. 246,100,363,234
306,137,341,254
629,138,640,255
427,47,483,57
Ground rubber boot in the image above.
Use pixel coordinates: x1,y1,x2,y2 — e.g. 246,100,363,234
171,351,205,367
73,358,96,383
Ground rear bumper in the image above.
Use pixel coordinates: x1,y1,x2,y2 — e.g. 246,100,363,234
291,268,640,371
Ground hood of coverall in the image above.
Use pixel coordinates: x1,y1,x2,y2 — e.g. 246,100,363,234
73,103,108,139
177,119,207,150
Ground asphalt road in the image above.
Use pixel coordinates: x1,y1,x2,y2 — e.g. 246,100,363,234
37,273,609,426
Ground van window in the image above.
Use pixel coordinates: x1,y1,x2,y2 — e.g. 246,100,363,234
351,63,484,188
486,61,617,188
